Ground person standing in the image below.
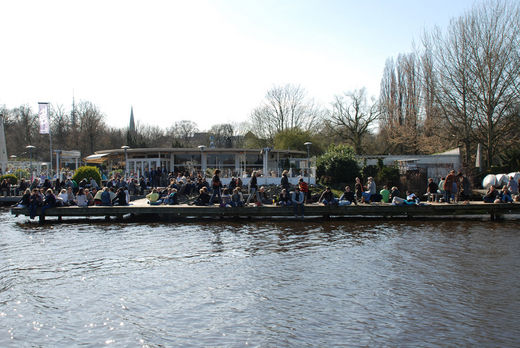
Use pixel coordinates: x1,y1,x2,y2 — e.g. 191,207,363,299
354,177,363,203
443,170,456,203
291,186,305,219
245,171,260,205
280,170,290,191
210,169,222,205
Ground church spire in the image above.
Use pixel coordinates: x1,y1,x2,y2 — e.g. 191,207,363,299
129,106,135,133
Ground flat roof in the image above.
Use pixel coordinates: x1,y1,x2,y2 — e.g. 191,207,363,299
93,147,306,155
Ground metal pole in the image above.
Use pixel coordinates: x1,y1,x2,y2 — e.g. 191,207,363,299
304,142,312,184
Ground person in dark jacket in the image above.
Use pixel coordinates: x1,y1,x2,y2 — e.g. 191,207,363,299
29,189,43,219
339,186,357,206
112,187,128,206
483,185,499,203
280,170,290,191
17,188,31,207
277,188,292,206
194,187,210,206
210,169,222,204
40,188,57,217
319,187,337,205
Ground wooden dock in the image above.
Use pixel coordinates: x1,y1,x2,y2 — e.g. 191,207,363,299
9,198,520,223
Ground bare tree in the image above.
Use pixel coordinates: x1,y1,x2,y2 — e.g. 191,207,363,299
466,0,520,168
77,101,105,155
209,123,234,148
327,88,378,155
250,84,323,140
168,120,199,146
421,0,520,168
378,54,423,154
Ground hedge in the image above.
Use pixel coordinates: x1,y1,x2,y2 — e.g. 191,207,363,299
72,166,102,186
0,174,18,185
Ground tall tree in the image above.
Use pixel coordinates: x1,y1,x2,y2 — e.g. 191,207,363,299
77,101,105,155
250,84,322,140
327,88,378,155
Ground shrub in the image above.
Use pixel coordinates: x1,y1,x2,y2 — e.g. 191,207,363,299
376,165,400,187
0,174,18,185
316,144,360,185
72,166,102,186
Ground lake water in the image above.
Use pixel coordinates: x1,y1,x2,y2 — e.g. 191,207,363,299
1,210,519,347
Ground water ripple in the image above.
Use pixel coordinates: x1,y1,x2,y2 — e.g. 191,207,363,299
0,213,519,346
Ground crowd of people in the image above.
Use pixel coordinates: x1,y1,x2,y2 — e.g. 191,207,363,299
483,174,519,203
12,167,519,220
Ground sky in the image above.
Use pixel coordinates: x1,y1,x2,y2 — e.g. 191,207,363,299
0,0,476,131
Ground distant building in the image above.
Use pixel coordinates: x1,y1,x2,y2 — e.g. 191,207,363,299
359,148,462,179
85,147,315,185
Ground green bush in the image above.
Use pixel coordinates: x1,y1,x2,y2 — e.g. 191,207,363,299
376,165,400,187
72,166,102,186
316,144,360,185
14,169,30,180
0,174,18,185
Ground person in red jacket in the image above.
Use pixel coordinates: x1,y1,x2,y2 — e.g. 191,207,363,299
298,177,310,203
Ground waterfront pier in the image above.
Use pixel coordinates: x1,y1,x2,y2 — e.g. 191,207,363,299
9,199,520,223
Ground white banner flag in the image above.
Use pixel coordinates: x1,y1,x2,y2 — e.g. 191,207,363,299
39,102,50,134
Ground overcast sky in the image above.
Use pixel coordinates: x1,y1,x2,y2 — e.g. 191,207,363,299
0,0,475,130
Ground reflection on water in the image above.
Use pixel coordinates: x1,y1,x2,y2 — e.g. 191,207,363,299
1,211,519,347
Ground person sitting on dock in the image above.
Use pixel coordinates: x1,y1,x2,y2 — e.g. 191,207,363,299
16,188,31,208
231,187,244,207
379,185,390,203
76,188,89,207
257,186,272,205
28,188,43,219
392,191,419,206
361,177,376,203
220,188,233,208
65,187,76,205
1,178,10,197
17,178,28,196
291,186,305,219
58,189,70,206
390,186,400,202
112,187,128,206
319,187,337,206
194,187,210,206
498,185,513,203
165,188,178,205
146,188,161,205
339,185,356,206
93,188,103,205
426,178,439,202
483,185,499,203
100,187,112,206
40,188,57,217
85,189,94,206
507,176,518,195
277,188,292,206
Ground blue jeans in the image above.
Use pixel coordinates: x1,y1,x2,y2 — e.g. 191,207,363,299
293,203,304,216
246,188,260,204
210,187,221,204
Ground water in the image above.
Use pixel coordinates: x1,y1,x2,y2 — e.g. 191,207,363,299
1,211,519,347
